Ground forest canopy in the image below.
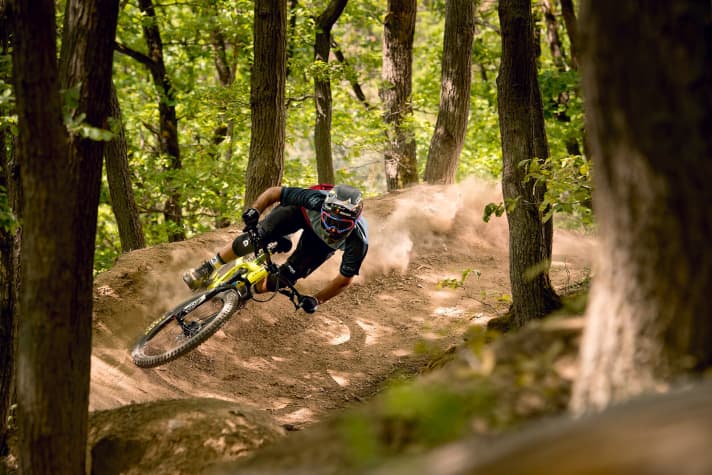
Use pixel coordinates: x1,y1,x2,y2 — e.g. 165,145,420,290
81,0,587,271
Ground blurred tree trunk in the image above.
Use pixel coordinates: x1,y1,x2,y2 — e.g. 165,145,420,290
570,0,712,414
0,0,16,457
541,0,580,157
106,83,146,252
530,63,555,263
287,0,298,77
137,0,184,242
314,0,347,185
0,130,17,460
245,0,287,206
497,0,561,330
559,0,578,70
207,1,235,228
423,0,476,185
12,0,118,472
0,135,12,458
381,0,418,191
541,0,566,70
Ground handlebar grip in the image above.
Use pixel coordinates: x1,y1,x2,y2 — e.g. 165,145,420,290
300,295,319,314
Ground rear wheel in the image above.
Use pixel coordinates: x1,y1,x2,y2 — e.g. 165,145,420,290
131,289,242,368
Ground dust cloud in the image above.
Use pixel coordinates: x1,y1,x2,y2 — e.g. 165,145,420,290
357,177,508,282
146,176,586,301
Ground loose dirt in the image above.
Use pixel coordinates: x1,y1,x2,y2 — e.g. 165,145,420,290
85,179,594,474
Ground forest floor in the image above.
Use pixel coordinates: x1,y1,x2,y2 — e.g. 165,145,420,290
1,178,596,474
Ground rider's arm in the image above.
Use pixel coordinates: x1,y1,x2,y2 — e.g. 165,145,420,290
250,186,283,213
314,273,353,304
218,186,283,262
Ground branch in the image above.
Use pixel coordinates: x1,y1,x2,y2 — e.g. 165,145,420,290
331,39,373,110
114,41,156,71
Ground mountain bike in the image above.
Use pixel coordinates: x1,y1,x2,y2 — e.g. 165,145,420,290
131,225,311,368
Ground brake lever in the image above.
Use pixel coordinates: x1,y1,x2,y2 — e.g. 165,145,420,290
277,288,301,310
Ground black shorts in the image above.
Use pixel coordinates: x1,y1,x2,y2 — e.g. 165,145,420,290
253,205,335,286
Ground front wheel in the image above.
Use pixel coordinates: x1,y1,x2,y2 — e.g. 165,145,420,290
131,289,242,368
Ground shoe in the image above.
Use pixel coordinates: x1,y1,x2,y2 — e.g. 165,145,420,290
182,260,215,291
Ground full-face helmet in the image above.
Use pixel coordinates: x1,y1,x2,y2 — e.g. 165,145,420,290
320,184,363,238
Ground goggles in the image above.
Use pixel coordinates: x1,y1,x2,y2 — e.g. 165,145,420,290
320,210,356,236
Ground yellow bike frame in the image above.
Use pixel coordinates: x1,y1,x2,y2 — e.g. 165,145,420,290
206,252,270,291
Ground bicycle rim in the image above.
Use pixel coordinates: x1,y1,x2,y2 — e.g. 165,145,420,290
131,289,241,368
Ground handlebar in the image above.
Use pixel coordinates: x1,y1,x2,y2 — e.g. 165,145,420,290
243,224,314,313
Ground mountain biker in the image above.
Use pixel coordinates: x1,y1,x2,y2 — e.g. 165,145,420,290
182,184,368,313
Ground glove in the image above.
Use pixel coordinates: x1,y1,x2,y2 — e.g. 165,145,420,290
300,295,319,314
242,208,260,228
270,236,293,254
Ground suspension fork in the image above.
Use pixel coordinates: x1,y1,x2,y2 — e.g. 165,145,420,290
172,285,232,335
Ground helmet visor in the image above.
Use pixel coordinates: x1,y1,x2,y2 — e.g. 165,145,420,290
320,210,356,236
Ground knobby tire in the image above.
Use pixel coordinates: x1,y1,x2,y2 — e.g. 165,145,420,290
131,289,242,368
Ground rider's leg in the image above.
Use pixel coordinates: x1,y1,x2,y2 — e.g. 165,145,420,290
182,252,227,290
183,205,305,291
230,204,304,257
257,227,334,293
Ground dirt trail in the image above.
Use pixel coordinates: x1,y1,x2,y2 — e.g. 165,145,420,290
87,179,594,473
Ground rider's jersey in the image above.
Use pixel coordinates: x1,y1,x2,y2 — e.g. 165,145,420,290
280,186,368,278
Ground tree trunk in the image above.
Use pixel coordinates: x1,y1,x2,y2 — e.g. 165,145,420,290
559,0,578,70
570,0,712,414
380,0,418,191
0,127,16,459
530,67,555,261
497,0,561,330
0,1,16,456
207,1,236,228
12,0,118,473
541,0,566,70
423,0,476,185
106,83,146,252
138,0,185,242
245,0,287,206
314,0,347,185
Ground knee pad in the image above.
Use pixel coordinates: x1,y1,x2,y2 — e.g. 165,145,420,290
231,233,254,257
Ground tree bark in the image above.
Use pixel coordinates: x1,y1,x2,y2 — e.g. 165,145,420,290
381,0,418,191
12,0,118,473
423,0,476,185
245,0,288,206
0,0,16,457
541,0,566,70
314,0,347,185
559,0,578,70
0,127,16,459
570,0,712,414
137,0,185,242
106,83,146,252
497,0,561,330
207,0,236,228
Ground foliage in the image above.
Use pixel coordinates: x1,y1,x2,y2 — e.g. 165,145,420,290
0,185,15,234
1,53,16,234
339,317,579,466
436,268,480,289
94,202,121,274
62,84,115,141
7,0,587,272
523,155,593,226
